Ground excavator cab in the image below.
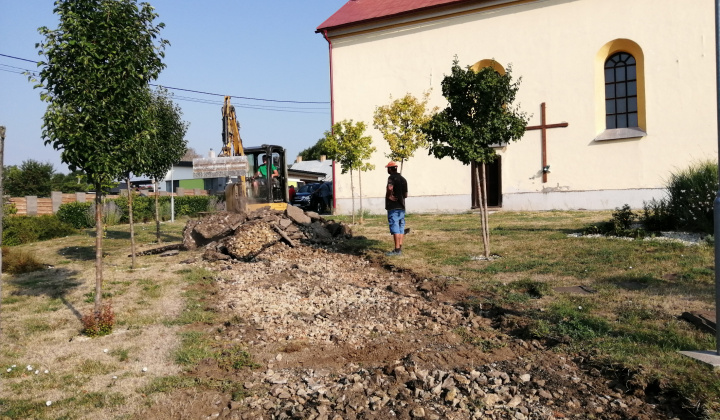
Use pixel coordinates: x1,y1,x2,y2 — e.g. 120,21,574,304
242,144,288,211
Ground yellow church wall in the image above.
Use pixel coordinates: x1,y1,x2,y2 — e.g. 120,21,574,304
325,0,717,212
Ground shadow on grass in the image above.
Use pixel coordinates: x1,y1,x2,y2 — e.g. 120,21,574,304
491,226,580,235
8,267,82,298
8,267,85,320
58,246,95,261
331,236,384,256
86,229,131,240
599,274,715,298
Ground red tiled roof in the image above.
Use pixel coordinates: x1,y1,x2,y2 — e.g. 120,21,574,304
317,0,474,32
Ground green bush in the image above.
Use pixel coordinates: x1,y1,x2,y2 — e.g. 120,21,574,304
57,201,93,228
641,198,674,232
2,215,77,246
114,195,154,223
174,196,214,217
112,195,212,223
584,204,645,238
641,160,718,234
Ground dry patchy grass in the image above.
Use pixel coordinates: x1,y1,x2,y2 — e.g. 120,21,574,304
0,221,188,419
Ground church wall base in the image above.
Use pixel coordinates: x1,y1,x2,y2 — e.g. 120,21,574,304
330,188,666,215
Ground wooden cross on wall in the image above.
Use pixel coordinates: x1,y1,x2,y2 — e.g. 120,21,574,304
525,102,569,183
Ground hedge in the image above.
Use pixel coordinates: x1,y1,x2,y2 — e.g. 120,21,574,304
2,215,78,246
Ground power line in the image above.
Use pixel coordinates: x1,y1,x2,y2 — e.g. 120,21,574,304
0,52,330,107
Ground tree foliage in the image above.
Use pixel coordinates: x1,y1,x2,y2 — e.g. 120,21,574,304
423,58,528,258
34,0,168,311
322,120,375,175
423,59,528,165
373,91,436,172
322,120,376,222
298,138,331,162
4,160,55,197
141,88,188,182
141,87,188,242
3,162,91,197
35,0,168,187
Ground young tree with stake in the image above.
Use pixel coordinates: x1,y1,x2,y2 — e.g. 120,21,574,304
423,59,528,258
34,0,168,313
322,120,376,224
373,91,436,173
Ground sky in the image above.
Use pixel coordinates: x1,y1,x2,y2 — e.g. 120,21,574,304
0,0,345,174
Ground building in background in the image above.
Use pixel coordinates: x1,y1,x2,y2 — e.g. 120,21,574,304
317,0,717,213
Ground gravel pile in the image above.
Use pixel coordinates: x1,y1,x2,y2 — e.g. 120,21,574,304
196,235,670,418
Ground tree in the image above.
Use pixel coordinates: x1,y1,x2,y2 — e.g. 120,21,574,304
180,147,201,162
142,87,188,242
423,59,528,258
34,0,168,312
322,120,376,223
298,138,331,162
373,91,436,173
3,160,56,197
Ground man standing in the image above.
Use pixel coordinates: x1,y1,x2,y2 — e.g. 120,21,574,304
384,161,408,256
316,181,332,213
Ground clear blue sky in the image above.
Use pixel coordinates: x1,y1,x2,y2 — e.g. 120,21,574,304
0,0,344,174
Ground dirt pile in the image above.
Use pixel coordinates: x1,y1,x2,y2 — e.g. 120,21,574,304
147,210,682,419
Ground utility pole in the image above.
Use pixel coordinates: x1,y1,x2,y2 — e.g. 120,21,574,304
0,126,6,337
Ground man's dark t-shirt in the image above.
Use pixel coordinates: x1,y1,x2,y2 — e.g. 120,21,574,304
385,173,408,210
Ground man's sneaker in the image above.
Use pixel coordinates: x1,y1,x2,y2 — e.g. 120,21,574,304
385,249,402,256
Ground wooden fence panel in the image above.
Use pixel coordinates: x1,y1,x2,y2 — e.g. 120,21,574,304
6,191,208,216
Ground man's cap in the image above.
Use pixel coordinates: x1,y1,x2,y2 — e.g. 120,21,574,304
385,161,398,168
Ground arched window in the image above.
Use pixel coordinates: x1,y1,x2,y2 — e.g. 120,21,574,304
595,39,645,140
604,52,638,129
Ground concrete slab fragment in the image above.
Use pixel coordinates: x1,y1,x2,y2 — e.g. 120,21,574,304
679,351,720,370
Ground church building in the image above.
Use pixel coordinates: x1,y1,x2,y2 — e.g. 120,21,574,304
316,0,717,213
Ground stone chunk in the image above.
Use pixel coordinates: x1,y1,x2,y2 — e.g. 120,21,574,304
286,204,311,225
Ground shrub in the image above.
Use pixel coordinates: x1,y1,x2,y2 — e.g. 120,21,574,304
641,198,674,232
81,302,115,337
2,215,77,246
113,195,154,223
583,204,645,238
641,160,718,234
174,196,213,217
86,200,124,227
2,247,45,274
666,160,717,233
57,202,93,228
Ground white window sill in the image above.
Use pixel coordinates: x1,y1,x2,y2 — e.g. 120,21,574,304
594,127,647,141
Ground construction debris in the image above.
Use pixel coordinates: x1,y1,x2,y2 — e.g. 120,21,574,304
181,207,352,262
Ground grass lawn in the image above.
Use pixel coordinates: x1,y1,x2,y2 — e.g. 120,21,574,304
1,210,719,418
340,210,720,415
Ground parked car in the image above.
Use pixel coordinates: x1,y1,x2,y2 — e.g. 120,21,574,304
291,183,322,210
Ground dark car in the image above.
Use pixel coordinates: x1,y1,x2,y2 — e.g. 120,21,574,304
291,183,322,210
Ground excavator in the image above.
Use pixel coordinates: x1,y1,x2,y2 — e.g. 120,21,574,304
194,96,289,213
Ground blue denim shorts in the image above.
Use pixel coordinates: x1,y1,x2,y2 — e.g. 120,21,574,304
387,209,406,235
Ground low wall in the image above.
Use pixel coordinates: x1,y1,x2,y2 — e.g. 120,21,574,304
9,188,209,216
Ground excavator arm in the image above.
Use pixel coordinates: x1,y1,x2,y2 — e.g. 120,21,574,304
221,96,243,157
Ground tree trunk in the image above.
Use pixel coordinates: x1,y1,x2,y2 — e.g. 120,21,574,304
350,169,356,225
154,179,161,243
94,184,104,312
0,126,5,336
480,162,491,259
127,178,136,269
359,171,364,224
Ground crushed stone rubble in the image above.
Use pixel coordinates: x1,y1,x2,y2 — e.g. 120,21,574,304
180,209,674,420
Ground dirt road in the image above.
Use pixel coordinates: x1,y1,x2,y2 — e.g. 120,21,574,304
141,235,680,420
